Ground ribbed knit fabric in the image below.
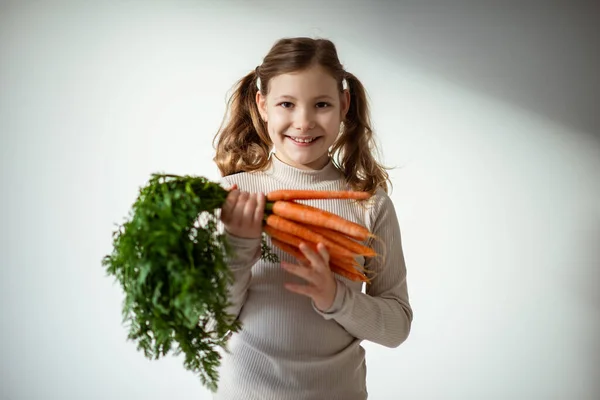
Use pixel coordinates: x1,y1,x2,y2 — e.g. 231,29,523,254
212,154,413,400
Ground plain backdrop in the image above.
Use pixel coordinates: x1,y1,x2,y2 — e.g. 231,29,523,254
1,1,599,399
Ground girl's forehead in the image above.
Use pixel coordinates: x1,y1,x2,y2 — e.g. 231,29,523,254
272,66,335,83
268,67,338,96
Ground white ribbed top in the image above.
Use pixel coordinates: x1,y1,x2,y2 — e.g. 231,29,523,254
213,155,412,400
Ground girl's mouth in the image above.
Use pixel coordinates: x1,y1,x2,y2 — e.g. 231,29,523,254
286,136,319,145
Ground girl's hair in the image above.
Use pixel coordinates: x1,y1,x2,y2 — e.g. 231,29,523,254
212,37,391,194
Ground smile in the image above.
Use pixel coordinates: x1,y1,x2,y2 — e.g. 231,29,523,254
287,136,318,143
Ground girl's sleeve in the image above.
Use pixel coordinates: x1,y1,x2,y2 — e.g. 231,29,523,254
221,232,261,321
312,193,413,348
217,178,262,322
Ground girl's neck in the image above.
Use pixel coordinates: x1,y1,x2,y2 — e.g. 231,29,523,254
267,153,341,184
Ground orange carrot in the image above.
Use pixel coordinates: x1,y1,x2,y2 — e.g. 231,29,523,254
264,225,310,254
263,219,356,260
269,233,363,271
299,223,377,258
271,238,368,283
270,201,373,241
270,238,308,263
330,261,370,283
267,189,371,202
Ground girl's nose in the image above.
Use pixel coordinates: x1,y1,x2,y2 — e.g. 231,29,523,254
294,111,316,132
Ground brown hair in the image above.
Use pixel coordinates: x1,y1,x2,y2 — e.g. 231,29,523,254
212,37,391,194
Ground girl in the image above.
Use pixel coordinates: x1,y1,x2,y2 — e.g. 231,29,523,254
212,37,413,400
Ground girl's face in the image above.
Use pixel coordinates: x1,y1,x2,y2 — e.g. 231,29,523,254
257,65,350,170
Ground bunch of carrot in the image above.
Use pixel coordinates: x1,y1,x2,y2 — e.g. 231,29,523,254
261,189,379,283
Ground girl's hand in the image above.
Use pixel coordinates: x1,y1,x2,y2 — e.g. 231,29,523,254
220,185,265,239
281,242,337,312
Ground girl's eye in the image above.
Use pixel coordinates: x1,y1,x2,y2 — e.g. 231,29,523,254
278,102,331,109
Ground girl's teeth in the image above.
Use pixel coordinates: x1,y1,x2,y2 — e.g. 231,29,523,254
291,137,315,143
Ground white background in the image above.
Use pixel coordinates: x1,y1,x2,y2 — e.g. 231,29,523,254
1,1,599,399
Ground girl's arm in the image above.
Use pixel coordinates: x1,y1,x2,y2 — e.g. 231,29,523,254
312,192,413,348
221,232,262,321
217,178,263,323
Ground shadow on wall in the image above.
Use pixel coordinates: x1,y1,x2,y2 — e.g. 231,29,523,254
586,223,600,396
364,1,599,137
264,0,600,137
363,2,599,137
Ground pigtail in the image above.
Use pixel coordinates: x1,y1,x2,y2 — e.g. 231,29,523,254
212,69,272,176
332,72,391,194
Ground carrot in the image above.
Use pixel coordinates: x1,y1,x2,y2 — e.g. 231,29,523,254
266,189,371,202
264,225,311,255
271,238,369,283
299,223,377,258
330,261,370,283
263,220,356,261
269,233,363,271
269,201,373,242
270,238,309,263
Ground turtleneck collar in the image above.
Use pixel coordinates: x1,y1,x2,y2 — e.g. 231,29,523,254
265,153,343,186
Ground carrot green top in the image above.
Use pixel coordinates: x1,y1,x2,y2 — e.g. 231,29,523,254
213,154,413,400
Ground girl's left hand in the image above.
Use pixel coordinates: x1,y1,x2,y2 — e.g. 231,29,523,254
281,242,337,312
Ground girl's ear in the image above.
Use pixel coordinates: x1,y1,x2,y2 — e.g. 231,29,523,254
256,91,268,122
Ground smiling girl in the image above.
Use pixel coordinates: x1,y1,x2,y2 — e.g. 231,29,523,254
211,37,413,400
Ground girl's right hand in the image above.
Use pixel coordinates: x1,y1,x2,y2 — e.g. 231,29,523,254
220,184,265,239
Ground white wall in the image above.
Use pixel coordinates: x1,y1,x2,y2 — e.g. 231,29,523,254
2,1,598,399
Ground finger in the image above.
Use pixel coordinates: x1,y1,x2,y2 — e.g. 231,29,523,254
281,261,317,284
315,243,331,268
297,258,310,267
229,183,238,191
243,192,258,222
221,189,240,222
233,191,249,220
299,242,328,270
253,192,265,225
